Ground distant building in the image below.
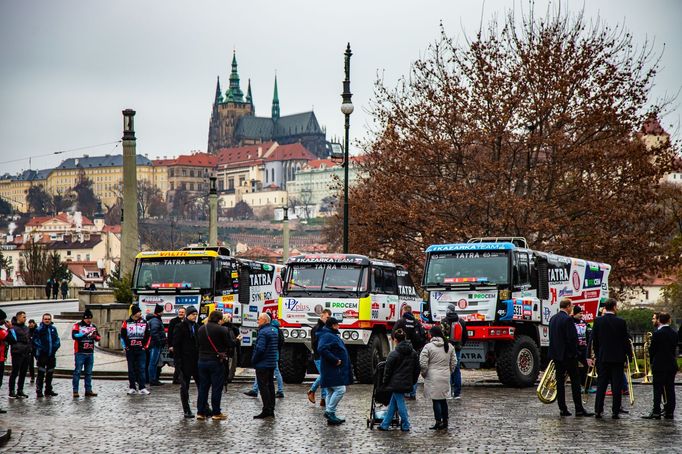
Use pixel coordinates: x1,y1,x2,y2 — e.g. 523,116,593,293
152,152,217,206
0,169,51,212
207,51,329,157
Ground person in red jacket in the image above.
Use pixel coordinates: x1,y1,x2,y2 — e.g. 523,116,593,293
71,309,101,398
0,309,13,414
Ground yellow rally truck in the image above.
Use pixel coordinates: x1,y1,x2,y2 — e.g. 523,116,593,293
132,247,283,381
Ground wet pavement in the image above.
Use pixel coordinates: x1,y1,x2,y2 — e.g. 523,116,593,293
1,378,680,453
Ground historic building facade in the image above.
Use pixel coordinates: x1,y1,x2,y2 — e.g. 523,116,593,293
207,52,329,158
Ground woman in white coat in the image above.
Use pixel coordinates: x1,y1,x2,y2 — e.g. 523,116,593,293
419,325,457,430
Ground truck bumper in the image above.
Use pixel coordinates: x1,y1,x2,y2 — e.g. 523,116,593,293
279,327,372,346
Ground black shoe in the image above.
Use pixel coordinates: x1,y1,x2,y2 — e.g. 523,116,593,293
559,410,572,417
8,392,16,399
429,421,443,430
184,412,195,419
641,412,661,420
244,390,258,397
595,413,603,419
17,392,29,399
376,426,389,431
253,412,269,419
275,391,284,398
441,419,448,430
612,414,620,419
46,391,58,397
36,391,44,398
150,381,164,386
0,408,6,414
576,410,594,417
665,414,675,420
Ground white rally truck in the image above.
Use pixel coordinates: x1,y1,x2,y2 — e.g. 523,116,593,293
274,254,421,384
423,238,610,387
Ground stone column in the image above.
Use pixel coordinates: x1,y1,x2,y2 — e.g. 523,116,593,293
208,175,218,246
120,109,138,277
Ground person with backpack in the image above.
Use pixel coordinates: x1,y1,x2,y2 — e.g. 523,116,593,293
392,304,426,399
442,304,468,398
32,313,60,397
244,315,285,399
377,328,420,432
420,326,457,430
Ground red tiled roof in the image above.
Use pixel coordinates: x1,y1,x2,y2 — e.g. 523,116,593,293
265,143,316,162
306,159,338,170
66,261,104,282
26,213,94,227
154,152,217,168
216,142,277,166
239,246,280,259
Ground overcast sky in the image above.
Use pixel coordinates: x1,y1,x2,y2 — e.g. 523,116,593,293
0,0,680,175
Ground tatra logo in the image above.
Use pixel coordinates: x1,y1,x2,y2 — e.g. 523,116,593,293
548,268,569,282
250,273,272,286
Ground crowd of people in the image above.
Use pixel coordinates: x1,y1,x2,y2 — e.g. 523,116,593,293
548,297,678,420
6,296,673,429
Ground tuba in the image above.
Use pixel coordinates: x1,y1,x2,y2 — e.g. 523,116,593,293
537,360,557,404
625,339,644,406
583,342,598,404
642,332,653,384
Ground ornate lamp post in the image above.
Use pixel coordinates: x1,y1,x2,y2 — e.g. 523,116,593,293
340,43,354,254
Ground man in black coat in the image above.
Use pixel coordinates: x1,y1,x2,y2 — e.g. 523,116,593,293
167,307,186,385
592,298,631,419
392,305,426,399
548,298,593,417
173,306,200,418
642,312,678,419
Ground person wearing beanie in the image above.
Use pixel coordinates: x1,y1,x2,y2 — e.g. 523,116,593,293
173,305,201,418
392,304,426,399
147,304,167,386
317,317,352,425
420,325,457,430
121,305,151,395
572,305,590,387
167,307,187,384
8,311,31,399
0,309,13,413
71,308,101,397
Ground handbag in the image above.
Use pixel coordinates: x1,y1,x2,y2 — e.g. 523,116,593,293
207,331,229,363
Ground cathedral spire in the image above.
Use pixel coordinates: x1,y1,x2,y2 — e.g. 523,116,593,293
214,76,223,104
271,74,280,120
246,78,253,107
224,50,244,103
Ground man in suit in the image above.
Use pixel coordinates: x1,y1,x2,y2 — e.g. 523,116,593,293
642,312,678,419
592,298,631,419
549,298,593,417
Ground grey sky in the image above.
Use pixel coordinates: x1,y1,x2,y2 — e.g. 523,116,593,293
1,0,680,175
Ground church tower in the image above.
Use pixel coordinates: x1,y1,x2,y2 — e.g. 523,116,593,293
207,51,254,153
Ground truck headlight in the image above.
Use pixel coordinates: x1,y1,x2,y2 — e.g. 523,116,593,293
282,330,289,338
342,331,350,340
291,330,299,338
299,330,307,339
350,331,359,340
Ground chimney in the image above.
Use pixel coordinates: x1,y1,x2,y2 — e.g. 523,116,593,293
258,147,263,158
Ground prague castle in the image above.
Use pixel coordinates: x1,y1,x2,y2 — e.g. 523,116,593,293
207,52,329,158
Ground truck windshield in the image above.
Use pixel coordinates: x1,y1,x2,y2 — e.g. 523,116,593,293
289,264,367,292
134,257,213,290
424,251,509,286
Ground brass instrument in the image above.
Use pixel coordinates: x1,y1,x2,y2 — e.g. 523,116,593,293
537,360,557,404
583,342,598,404
626,339,643,406
642,332,653,384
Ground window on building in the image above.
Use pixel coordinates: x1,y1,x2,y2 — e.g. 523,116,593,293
170,182,175,190
271,169,275,182
182,169,187,177
190,183,195,191
190,169,195,178
228,178,234,190
169,169,174,177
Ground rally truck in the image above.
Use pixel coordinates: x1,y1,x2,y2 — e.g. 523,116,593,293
423,238,610,387
132,246,283,381
272,253,421,384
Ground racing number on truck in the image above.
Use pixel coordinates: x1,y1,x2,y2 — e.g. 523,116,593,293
513,304,523,318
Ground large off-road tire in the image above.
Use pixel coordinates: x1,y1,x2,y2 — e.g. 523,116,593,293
280,343,308,384
354,333,387,384
495,335,540,387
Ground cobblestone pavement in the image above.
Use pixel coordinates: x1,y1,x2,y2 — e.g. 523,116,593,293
1,378,680,453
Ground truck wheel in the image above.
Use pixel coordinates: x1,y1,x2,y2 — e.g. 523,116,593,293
354,334,386,384
225,350,238,383
495,335,540,387
280,344,307,384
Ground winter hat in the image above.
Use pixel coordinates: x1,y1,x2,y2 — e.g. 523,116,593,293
326,317,340,328
131,305,142,316
185,306,198,316
154,303,164,314
83,308,94,319
446,304,457,317
573,305,583,315
0,309,6,323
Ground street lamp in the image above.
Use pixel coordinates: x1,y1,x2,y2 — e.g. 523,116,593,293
340,43,353,254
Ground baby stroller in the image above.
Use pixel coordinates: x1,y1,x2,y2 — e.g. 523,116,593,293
367,360,401,429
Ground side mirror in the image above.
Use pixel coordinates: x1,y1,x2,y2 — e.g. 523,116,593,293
238,268,251,307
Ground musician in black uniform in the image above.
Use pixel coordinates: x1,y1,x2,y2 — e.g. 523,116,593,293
592,298,630,419
548,298,593,417
642,312,678,419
